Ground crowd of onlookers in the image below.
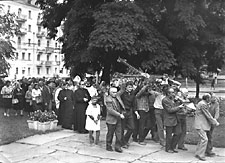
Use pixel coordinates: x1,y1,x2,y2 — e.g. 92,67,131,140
0,74,220,161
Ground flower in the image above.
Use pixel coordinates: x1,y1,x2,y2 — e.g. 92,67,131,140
28,110,57,122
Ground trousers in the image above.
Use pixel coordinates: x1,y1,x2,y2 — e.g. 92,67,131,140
165,125,180,151
106,122,122,149
121,110,134,145
155,109,165,145
196,129,208,158
177,115,187,148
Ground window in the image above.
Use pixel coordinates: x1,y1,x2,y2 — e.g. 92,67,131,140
46,68,49,75
38,40,41,46
28,10,31,19
28,39,31,46
18,37,21,45
37,54,40,61
16,67,18,74
37,67,40,75
15,53,18,59
22,52,25,60
38,26,41,33
28,25,31,32
8,5,10,12
47,40,50,47
28,67,30,75
38,13,41,19
28,53,31,60
18,8,21,16
22,69,25,75
47,55,50,61
55,42,58,48
55,55,57,61
55,68,57,73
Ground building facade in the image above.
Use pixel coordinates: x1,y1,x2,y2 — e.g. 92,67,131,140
0,0,69,79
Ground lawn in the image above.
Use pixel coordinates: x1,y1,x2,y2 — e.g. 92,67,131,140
0,108,60,145
0,100,224,147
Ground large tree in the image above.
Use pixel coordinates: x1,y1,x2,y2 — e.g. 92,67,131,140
36,0,175,83
0,4,19,76
36,0,225,97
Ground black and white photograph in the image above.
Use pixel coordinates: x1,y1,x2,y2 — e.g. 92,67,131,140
0,0,225,162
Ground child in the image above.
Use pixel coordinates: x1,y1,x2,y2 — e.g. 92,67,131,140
85,96,101,145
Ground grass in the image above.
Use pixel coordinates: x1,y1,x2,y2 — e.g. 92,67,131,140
0,108,60,145
185,100,225,148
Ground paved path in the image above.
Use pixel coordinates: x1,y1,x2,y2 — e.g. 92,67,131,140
0,123,224,163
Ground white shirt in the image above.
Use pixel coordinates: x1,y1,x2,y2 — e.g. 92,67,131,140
153,94,165,109
32,88,42,100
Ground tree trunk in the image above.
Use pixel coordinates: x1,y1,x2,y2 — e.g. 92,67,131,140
101,61,111,84
195,81,200,98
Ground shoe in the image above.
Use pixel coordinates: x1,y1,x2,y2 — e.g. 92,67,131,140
166,150,174,153
3,112,6,116
122,144,129,149
6,113,10,117
205,152,216,157
172,149,178,153
195,155,206,161
133,138,138,142
106,146,113,151
115,148,123,153
139,141,147,145
178,147,188,151
15,113,18,116
160,142,166,147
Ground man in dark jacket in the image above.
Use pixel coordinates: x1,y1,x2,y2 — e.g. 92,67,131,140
105,87,125,153
162,87,183,153
120,81,139,149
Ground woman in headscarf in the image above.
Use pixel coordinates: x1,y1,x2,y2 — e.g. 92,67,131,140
12,82,25,116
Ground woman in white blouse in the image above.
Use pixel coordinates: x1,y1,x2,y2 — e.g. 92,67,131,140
32,83,42,111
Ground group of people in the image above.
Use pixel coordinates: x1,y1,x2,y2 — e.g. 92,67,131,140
103,77,220,161
0,74,220,161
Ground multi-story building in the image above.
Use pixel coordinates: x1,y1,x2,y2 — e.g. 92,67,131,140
0,0,69,79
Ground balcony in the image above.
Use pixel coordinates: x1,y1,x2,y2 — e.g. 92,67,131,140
16,14,27,23
36,48,45,53
55,61,60,65
37,19,42,25
15,27,27,36
45,47,55,53
36,32,45,38
36,61,44,67
45,61,52,67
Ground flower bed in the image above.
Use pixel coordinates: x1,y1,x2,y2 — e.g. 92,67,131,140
27,110,58,131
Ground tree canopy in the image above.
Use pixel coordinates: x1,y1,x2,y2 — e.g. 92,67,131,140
0,4,18,76
36,0,225,97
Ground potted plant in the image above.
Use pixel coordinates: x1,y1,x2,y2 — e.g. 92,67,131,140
27,111,41,130
48,111,58,130
37,110,51,132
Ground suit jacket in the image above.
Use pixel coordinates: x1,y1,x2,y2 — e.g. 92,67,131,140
105,95,125,124
42,85,52,104
162,96,180,127
194,100,218,131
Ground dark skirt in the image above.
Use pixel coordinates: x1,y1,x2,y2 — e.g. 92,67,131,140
13,101,24,110
2,98,12,109
25,101,33,113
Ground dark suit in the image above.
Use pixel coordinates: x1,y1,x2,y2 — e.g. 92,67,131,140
105,95,124,149
41,85,52,111
162,96,181,151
